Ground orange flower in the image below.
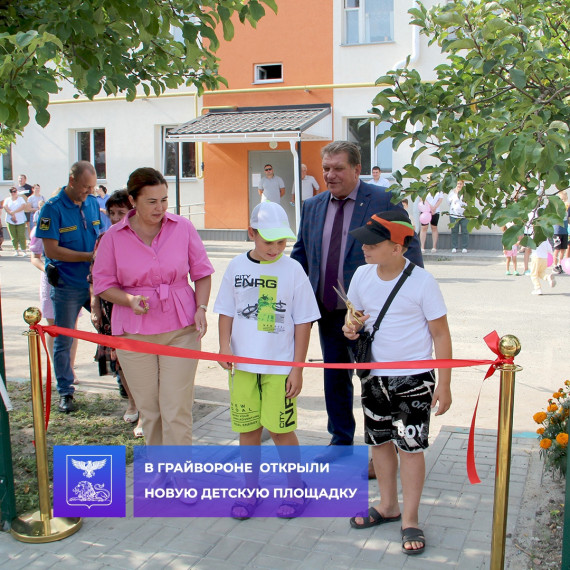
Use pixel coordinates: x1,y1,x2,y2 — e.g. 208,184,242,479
536,427,545,435
533,412,547,424
548,404,558,412
553,392,562,399
556,433,568,447
540,438,552,449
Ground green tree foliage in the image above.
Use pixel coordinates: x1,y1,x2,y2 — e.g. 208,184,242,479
0,0,276,152
371,0,569,246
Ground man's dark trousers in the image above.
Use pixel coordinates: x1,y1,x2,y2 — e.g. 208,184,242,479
318,307,355,445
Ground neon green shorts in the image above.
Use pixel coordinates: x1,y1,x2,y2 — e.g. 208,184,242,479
229,369,297,434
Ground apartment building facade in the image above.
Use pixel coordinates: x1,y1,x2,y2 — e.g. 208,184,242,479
6,1,469,239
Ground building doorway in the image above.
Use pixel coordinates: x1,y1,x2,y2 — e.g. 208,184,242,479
248,150,296,230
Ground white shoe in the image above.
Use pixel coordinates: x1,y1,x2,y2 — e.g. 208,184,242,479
531,289,543,295
11,251,19,256
451,248,457,253
17,251,25,257
421,248,426,254
462,249,468,253
547,275,556,288
431,248,437,253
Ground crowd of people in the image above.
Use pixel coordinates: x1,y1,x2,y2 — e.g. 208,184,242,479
13,140,567,556
0,175,45,256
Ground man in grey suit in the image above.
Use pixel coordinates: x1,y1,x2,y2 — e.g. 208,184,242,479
291,141,423,462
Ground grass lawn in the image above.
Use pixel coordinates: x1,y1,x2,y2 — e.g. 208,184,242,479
6,381,216,514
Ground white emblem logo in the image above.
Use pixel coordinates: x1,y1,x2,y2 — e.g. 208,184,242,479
71,458,107,478
66,455,113,508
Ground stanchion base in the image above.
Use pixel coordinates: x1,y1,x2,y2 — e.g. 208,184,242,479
11,510,82,543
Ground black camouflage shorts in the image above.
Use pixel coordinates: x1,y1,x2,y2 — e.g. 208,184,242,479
360,371,436,452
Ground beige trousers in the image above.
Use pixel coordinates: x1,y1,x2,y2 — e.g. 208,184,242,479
530,258,548,290
116,326,200,446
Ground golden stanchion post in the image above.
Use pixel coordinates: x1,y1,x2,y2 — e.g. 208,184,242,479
11,307,82,543
490,334,522,570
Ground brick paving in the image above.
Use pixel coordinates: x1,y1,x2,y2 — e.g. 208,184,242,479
0,242,551,568
2,403,538,569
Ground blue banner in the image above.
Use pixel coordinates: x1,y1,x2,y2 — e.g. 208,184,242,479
133,445,368,517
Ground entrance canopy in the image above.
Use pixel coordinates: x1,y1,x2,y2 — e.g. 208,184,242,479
166,104,332,144
167,104,332,231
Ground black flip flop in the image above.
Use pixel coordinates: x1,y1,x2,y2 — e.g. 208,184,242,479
401,526,426,555
349,506,401,529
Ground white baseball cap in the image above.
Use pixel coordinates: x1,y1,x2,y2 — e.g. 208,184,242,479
250,201,296,242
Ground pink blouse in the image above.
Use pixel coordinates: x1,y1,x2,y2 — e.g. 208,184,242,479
92,210,214,335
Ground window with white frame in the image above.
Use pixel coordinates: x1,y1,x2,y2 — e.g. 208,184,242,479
254,63,283,84
76,129,106,179
162,127,196,179
347,118,392,176
1,145,13,181
344,0,394,45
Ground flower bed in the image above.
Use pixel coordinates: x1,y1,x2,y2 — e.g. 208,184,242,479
533,380,570,478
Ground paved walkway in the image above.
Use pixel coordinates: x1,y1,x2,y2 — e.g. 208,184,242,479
4,405,539,569
0,241,561,569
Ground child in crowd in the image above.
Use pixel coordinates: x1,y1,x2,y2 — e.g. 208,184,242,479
89,190,142,437
503,244,519,275
342,210,452,556
215,201,320,519
530,240,555,295
502,224,520,276
522,210,538,275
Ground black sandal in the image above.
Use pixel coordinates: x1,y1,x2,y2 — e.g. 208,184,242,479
401,527,426,555
230,496,262,520
276,481,310,518
350,507,401,529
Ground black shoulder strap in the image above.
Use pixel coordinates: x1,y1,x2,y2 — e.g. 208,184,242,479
369,263,415,341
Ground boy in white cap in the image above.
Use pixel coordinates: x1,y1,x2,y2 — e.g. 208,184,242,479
214,201,320,520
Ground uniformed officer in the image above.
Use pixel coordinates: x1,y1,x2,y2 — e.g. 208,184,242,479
36,161,101,413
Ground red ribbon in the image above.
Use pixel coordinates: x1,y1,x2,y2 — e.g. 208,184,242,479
466,331,515,484
32,324,494,370
31,324,512,484
30,324,53,432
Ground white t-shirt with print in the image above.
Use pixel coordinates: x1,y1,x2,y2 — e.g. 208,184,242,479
448,190,466,217
214,252,321,374
347,261,447,376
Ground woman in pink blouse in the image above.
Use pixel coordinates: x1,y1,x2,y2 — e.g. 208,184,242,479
92,168,214,446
